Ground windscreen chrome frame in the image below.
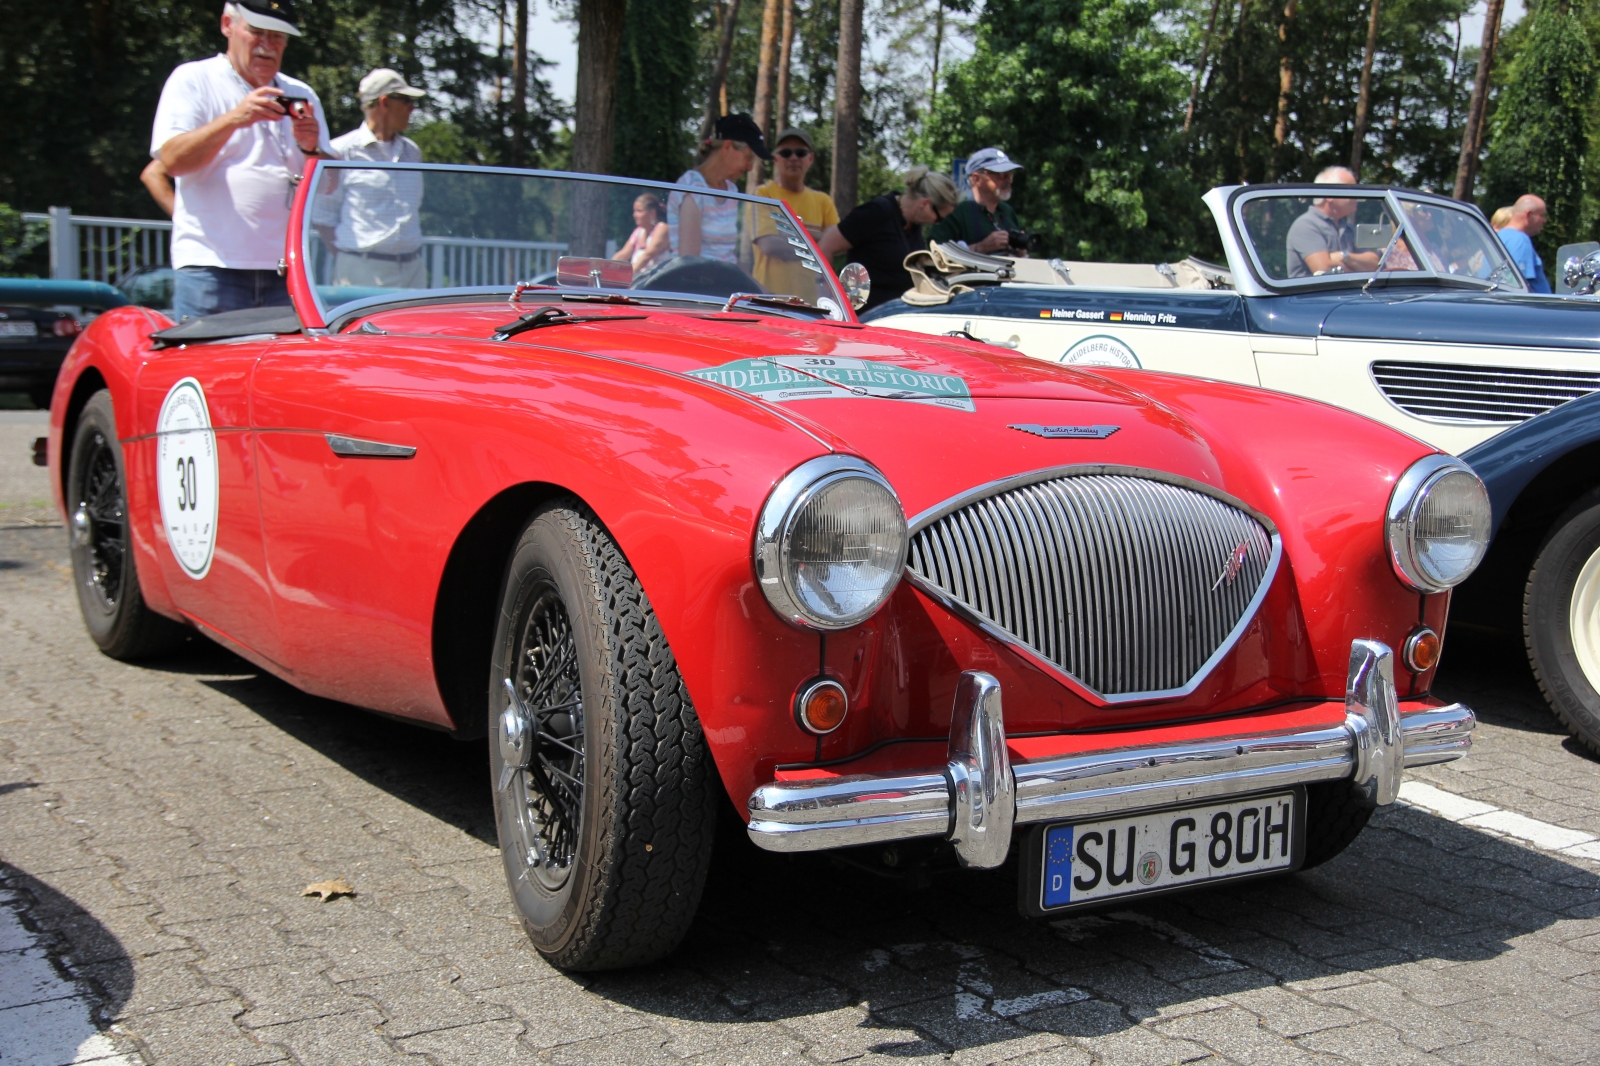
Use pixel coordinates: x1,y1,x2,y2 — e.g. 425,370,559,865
1220,185,1526,296
293,160,852,329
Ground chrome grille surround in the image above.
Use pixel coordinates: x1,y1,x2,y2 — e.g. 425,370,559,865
905,466,1281,703
1370,360,1600,424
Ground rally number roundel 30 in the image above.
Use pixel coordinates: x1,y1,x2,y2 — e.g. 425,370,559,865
156,377,220,580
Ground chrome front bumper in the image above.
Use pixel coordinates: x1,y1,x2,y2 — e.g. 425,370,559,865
747,639,1474,868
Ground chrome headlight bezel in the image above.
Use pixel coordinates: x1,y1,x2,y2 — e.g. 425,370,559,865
1385,454,1491,593
754,455,908,631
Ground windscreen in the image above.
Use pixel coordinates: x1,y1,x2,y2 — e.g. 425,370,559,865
302,164,841,320
1234,191,1523,289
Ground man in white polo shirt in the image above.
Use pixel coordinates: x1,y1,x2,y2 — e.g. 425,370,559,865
151,0,333,320
311,69,427,288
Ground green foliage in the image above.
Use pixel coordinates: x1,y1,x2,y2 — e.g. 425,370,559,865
1183,0,1475,192
918,0,1202,261
0,204,48,276
1484,0,1596,260
612,0,699,182
0,0,564,218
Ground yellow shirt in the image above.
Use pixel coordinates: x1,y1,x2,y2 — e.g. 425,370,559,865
754,181,840,301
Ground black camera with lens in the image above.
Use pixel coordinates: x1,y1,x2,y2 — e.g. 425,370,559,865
1007,228,1042,255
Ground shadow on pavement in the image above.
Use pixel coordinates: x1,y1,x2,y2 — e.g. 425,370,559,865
0,861,135,1060
99,624,1600,1055
579,776,1600,1052
122,636,500,848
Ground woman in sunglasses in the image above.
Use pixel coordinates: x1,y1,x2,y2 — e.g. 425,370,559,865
819,166,958,310
752,129,840,301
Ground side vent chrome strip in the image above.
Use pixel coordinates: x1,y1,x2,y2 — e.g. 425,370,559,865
325,433,417,459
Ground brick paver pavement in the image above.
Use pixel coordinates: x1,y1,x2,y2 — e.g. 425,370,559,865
3,407,1599,1065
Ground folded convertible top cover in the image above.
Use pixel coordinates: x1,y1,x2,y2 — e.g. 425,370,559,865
151,305,303,347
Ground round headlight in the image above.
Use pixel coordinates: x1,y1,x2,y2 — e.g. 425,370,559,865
1385,455,1491,593
754,456,908,630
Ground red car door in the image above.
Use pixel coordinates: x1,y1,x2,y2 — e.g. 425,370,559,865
133,341,283,665
248,334,458,727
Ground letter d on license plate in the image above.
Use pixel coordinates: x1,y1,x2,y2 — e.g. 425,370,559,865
1026,789,1304,914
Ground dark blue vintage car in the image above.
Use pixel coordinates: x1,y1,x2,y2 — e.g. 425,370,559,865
865,183,1600,755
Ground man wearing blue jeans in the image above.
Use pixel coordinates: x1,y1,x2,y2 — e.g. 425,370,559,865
151,0,333,320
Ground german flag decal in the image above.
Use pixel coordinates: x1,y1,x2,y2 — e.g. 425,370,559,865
1109,311,1124,322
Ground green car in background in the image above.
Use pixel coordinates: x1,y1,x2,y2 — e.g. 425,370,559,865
0,279,128,409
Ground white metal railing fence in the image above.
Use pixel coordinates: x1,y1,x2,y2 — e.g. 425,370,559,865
422,236,566,288
25,210,569,290
23,209,171,283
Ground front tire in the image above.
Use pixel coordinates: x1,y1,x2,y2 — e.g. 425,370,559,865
489,503,717,971
67,391,189,660
1526,492,1600,756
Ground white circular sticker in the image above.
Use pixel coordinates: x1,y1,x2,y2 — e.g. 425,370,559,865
156,378,219,580
1062,334,1141,368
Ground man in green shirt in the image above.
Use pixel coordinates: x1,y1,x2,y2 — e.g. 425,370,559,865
928,146,1025,256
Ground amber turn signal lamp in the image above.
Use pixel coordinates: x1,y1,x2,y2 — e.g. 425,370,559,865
796,678,848,735
1403,627,1442,673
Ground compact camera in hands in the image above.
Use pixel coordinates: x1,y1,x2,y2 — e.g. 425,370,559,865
278,96,313,120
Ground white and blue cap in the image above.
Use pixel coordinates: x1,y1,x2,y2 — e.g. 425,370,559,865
966,147,1024,174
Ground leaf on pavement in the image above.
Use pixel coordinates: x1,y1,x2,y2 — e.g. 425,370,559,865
302,878,355,901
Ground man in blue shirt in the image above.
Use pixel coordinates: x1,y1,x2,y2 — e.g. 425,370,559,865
1497,194,1551,293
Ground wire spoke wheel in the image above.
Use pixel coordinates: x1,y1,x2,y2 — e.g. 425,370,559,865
489,504,717,970
67,390,189,660
74,428,126,612
507,582,585,892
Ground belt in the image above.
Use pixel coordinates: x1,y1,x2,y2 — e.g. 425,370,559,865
340,248,422,263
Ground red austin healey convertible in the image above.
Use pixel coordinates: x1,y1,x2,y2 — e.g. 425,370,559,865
48,162,1483,970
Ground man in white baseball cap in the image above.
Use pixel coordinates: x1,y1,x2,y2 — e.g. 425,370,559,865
928,146,1027,256
151,0,334,320
311,69,428,288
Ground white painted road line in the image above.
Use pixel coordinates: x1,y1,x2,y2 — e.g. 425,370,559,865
0,892,141,1066
1397,780,1600,862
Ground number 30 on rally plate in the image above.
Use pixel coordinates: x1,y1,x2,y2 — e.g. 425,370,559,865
1019,789,1305,915
155,377,220,581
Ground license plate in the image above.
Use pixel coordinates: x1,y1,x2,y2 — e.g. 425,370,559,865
1031,790,1302,913
0,321,37,337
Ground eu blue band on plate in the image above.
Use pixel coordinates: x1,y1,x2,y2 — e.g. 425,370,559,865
1044,825,1074,907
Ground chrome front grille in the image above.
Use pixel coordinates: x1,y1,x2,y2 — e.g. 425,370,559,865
906,472,1276,700
1371,361,1600,423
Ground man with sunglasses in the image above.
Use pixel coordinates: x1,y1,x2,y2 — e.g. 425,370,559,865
752,129,840,301
151,0,333,321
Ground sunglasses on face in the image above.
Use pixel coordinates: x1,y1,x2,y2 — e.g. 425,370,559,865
775,148,812,159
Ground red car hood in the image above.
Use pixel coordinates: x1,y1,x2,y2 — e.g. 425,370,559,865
366,305,1223,518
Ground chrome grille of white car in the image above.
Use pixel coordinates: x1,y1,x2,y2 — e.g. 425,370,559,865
906,473,1276,700
1371,361,1600,423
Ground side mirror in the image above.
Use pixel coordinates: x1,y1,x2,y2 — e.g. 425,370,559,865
838,262,870,310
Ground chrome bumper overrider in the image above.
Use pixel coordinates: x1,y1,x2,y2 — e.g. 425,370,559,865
746,640,1475,868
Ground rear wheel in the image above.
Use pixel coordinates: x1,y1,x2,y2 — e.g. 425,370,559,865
1525,491,1600,756
67,392,189,660
489,503,717,971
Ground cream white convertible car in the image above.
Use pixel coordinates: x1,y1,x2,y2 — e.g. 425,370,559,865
864,183,1600,757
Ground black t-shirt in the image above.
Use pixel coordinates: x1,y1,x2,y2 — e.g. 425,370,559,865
837,193,925,309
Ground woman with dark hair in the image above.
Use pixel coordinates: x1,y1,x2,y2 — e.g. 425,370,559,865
614,193,669,274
